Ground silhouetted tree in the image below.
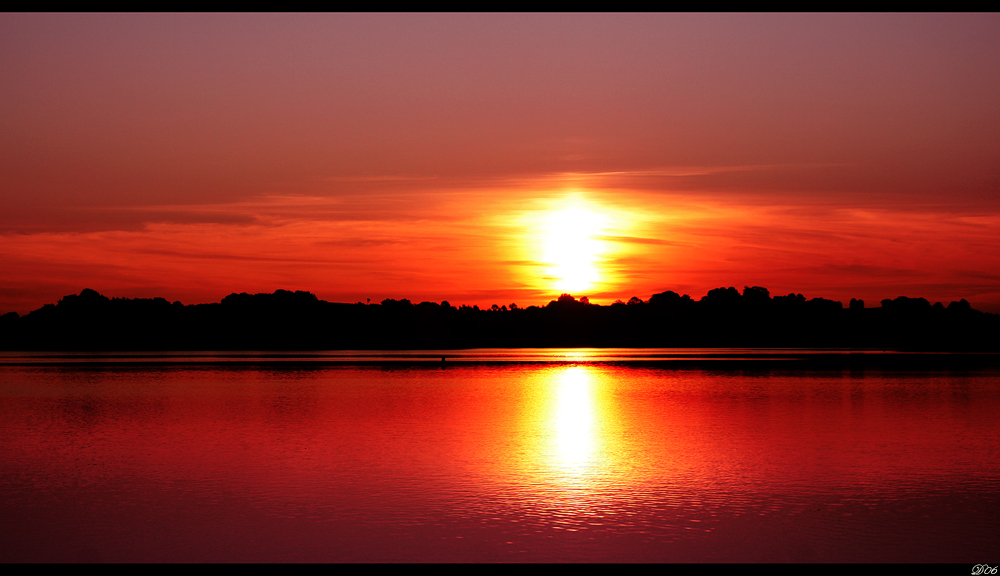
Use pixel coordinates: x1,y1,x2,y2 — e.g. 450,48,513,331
948,299,971,312
742,286,771,303
702,287,740,307
2,287,998,351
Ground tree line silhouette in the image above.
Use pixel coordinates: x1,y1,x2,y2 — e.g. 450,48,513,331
0,286,997,351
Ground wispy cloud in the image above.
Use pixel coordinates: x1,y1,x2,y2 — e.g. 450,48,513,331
3,186,1000,314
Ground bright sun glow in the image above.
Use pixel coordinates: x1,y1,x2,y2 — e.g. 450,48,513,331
553,366,596,471
541,200,609,294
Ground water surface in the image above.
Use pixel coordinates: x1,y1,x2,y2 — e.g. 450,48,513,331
2,350,998,562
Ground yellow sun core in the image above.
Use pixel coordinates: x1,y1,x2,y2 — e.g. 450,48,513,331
541,201,608,295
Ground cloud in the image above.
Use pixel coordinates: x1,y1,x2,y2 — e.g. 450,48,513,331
597,235,688,246
3,183,1000,314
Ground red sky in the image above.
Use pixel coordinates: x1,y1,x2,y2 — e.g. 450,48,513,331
3,13,1000,313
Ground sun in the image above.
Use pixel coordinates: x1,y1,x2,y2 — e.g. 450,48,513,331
540,199,609,294
509,191,634,299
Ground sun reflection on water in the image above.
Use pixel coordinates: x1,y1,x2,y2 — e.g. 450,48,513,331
552,366,597,474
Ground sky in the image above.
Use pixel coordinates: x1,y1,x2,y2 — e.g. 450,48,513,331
3,13,1000,313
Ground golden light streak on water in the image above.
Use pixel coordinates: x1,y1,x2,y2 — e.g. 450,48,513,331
551,366,597,474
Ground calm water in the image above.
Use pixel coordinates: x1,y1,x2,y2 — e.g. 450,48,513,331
1,350,999,562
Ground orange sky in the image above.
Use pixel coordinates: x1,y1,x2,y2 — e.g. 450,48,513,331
3,14,1000,313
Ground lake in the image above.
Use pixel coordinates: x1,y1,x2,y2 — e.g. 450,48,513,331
1,350,998,562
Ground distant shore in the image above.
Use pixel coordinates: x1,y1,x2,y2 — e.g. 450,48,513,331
2,287,998,352
3,349,1000,371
